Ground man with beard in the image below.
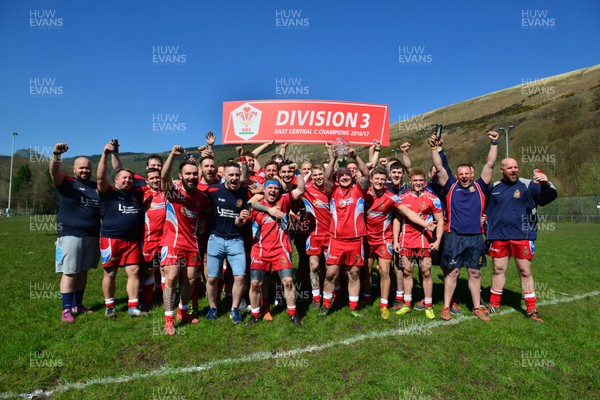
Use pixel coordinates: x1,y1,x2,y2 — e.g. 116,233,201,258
432,131,499,322
50,143,101,322
485,159,557,323
160,146,210,335
97,141,145,318
237,174,306,326
191,155,219,315
205,161,252,323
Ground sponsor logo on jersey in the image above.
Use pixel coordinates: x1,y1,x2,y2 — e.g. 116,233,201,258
150,202,166,210
338,198,354,207
181,206,198,218
313,199,329,209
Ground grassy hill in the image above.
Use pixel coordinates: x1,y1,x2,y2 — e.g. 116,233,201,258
1,64,599,211
82,64,600,196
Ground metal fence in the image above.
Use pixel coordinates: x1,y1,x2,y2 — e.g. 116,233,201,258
4,196,600,223
537,195,600,223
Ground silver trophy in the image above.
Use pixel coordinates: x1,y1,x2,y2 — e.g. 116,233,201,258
333,137,350,156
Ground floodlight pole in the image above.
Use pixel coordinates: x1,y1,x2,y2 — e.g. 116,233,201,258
7,132,18,217
498,125,514,158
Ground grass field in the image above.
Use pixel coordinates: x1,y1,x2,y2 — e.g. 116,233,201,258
0,217,598,399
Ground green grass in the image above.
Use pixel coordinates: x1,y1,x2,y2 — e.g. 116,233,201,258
0,218,599,399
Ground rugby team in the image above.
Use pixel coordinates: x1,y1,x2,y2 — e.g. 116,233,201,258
50,130,557,335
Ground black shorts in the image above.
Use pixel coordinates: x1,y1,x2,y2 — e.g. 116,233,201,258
441,232,486,270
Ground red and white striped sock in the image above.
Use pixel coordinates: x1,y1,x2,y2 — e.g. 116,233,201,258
323,292,333,309
490,288,503,307
105,298,115,308
128,298,139,310
380,298,389,309
523,291,537,313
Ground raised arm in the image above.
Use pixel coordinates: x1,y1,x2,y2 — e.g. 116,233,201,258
162,145,184,189
369,140,381,169
97,141,116,193
400,142,412,173
279,141,288,158
347,147,369,178
323,142,338,183
480,131,499,185
49,143,68,187
111,154,123,173
291,169,309,199
430,135,449,187
239,157,249,182
251,140,275,158
205,131,216,153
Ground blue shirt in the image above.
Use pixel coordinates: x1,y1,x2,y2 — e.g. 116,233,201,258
486,178,557,241
207,183,251,239
100,186,144,241
444,176,488,235
385,182,410,196
56,176,101,237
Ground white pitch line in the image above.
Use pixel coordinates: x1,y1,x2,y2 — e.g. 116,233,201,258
2,290,599,400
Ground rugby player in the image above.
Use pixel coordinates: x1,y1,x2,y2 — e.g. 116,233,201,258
97,141,145,318
237,173,307,326
432,131,500,321
320,146,370,317
485,159,557,323
50,143,101,322
205,161,252,323
366,168,437,319
302,163,333,310
140,168,166,312
160,146,210,335
394,169,444,319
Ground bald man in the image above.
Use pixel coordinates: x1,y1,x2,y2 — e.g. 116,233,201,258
50,144,102,322
485,158,557,323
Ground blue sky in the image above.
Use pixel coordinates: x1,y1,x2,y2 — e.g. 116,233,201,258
1,0,599,156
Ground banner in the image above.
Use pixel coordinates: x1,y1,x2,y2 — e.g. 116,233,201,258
222,100,389,145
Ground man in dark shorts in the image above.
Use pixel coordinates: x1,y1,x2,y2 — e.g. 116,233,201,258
431,131,500,321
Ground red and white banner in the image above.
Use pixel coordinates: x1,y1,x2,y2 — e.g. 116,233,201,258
222,100,389,145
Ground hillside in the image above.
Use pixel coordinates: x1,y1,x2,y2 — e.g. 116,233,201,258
1,64,599,212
